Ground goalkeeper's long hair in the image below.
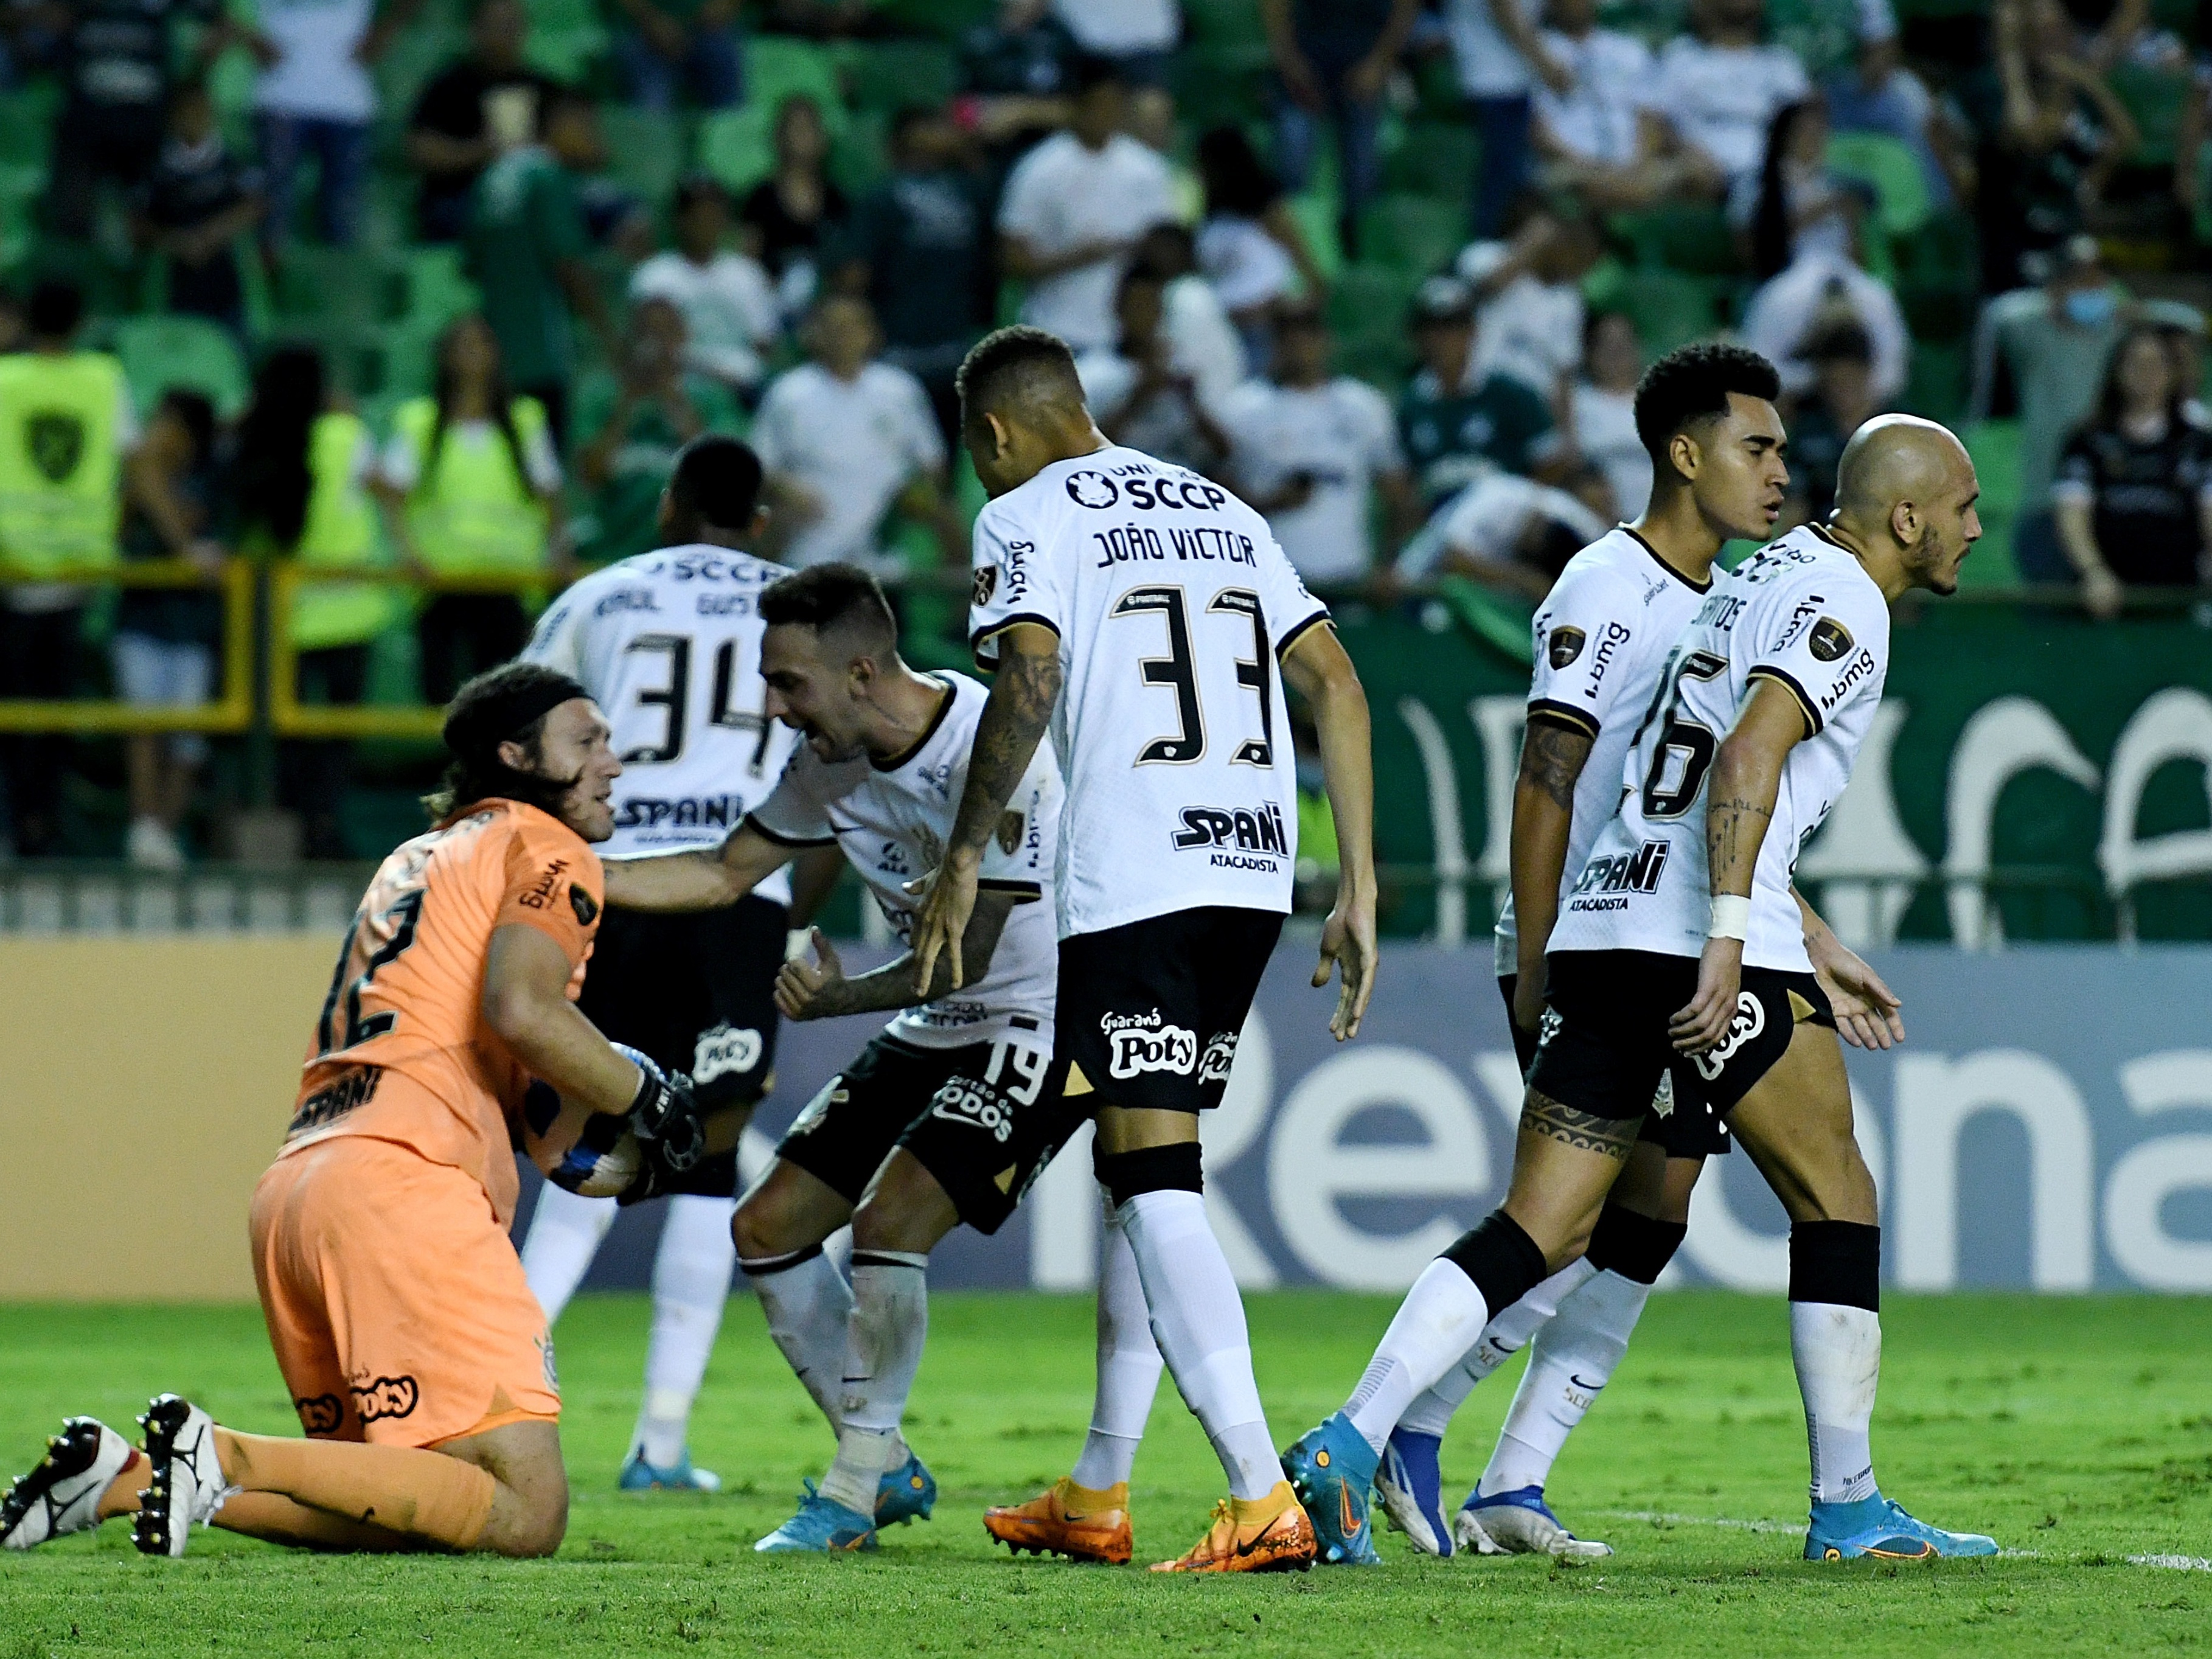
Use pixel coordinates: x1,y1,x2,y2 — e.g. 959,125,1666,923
423,661,592,825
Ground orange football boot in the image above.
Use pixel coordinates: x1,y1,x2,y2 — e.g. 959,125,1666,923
983,1476,1134,1565
1148,1482,1316,1573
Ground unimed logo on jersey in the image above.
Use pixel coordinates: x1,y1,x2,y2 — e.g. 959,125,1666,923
1172,802,1289,869
1104,1011,1198,1079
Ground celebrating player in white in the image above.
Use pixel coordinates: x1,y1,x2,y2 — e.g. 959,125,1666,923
910,325,1379,1574
1375,344,1813,1562
600,563,1086,1554
1293,414,2000,1565
515,436,805,1492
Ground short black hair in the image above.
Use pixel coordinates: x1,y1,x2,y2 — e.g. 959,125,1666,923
760,562,899,653
1068,52,1125,96
27,279,83,341
1632,341,1782,465
956,325,1083,433
425,661,591,823
889,103,939,147
157,388,218,466
667,435,763,531
1804,319,1873,366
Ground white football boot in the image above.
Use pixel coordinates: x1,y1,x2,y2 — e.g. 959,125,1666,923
133,1395,237,1557
1,1417,134,1548
1454,1486,1614,1560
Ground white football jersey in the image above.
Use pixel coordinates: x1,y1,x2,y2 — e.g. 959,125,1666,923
1494,526,1714,974
1548,523,1892,972
526,544,798,901
747,672,1060,1048
967,445,1330,939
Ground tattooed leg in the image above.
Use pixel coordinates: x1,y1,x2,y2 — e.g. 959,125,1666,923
1495,1088,1646,1270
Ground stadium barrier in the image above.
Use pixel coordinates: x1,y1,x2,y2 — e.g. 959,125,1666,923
0,560,255,734
7,934,2207,1301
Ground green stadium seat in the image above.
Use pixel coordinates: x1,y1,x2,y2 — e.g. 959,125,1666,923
1382,121,1478,204
1621,269,1723,355
696,105,777,195
0,88,58,169
400,245,482,333
1902,336,1968,426
527,0,601,29
1285,192,1343,287
1358,193,1466,279
600,107,687,203
1183,0,1269,46
1825,131,1931,240
2110,61,2190,168
843,40,959,114
524,24,606,83
870,0,993,41
112,316,249,420
274,245,398,328
1170,43,1273,131
1329,262,1421,384
829,109,891,198
746,36,846,127
1612,201,1743,277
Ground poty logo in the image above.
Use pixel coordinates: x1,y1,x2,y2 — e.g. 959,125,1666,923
1690,992,1766,1080
1198,1032,1238,1083
1108,1023,1198,1080
693,1024,763,1083
1066,471,1119,509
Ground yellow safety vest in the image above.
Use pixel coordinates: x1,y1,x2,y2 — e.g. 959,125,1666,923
290,411,400,652
392,396,551,574
0,351,127,574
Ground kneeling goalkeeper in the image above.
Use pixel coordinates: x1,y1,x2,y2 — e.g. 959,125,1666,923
1,664,708,1557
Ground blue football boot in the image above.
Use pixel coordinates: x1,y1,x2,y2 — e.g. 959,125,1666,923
1279,1413,1382,1565
1456,1486,1612,1559
1805,1493,1998,1560
1374,1428,1453,1557
875,1449,937,1526
753,1481,877,1554
619,1447,722,1492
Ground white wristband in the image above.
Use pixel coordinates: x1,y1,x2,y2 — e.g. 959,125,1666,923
1707,894,1751,941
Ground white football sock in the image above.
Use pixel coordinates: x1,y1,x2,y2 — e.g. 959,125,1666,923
1119,1189,1278,1501
518,1185,618,1325
1343,1259,1493,1456
1792,1301,1881,1504
818,1251,930,1515
1478,1267,1650,1495
1398,1259,1597,1439
741,1239,854,1436
631,1195,737,1467
1071,1194,1163,1490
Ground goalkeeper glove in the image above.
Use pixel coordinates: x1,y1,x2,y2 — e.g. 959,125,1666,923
626,1054,706,1174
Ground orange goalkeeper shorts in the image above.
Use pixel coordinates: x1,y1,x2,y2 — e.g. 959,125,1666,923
249,1126,560,1450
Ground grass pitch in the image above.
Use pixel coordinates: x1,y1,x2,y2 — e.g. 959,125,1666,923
1,1291,2207,1657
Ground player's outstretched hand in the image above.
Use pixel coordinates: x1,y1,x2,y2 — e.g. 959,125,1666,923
775,927,844,1021
1810,942,1905,1050
909,853,978,995
1313,890,1379,1042
1669,936,1744,1055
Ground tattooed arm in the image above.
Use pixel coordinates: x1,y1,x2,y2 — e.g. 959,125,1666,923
1670,678,1806,1054
1509,715,1596,1034
911,622,1063,992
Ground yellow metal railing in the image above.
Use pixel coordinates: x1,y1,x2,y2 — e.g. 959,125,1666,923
268,564,554,740
0,562,256,734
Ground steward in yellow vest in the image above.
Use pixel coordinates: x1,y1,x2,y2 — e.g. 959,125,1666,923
0,348,129,577
384,392,555,575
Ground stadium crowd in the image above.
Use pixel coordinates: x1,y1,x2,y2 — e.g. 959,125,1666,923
0,0,2209,866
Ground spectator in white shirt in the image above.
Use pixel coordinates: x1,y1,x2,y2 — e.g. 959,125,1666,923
1195,124,1322,375
1457,206,1599,400
751,294,961,574
1220,298,1417,585
1048,0,1179,86
1395,465,1611,599
247,0,417,249
1741,248,1909,405
1566,308,1651,520
627,176,781,399
1132,223,1248,412
996,57,1177,353
1444,0,1573,236
1076,265,1233,476
1654,0,1810,192
1532,0,1704,210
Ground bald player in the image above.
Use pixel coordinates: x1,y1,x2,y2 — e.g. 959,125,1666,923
1286,414,2002,1563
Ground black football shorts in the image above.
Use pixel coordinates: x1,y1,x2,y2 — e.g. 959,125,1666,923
1499,972,1729,1158
1528,949,1834,1125
1053,905,1284,1115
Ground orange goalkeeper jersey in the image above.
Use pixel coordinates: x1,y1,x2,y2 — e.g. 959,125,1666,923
285,798,606,1224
